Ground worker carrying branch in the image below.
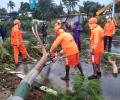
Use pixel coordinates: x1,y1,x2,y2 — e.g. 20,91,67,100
49,20,84,81
11,19,36,66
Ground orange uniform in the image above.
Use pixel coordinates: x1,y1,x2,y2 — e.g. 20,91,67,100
104,21,115,36
11,27,23,46
90,25,104,64
51,29,79,66
11,27,27,64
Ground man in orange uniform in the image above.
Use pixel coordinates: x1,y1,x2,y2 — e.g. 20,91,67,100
49,22,84,80
11,19,29,66
88,17,104,80
104,18,115,52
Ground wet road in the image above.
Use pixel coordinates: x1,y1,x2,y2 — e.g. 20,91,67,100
82,62,120,100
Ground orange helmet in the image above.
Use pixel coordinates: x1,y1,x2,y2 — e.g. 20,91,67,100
88,17,97,24
13,19,21,25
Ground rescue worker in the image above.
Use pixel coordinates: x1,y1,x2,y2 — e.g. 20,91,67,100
11,19,35,66
88,17,104,80
104,18,115,52
49,22,84,81
72,21,83,51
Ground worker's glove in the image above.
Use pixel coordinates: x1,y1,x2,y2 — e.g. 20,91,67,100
48,51,55,61
48,51,61,62
54,52,61,57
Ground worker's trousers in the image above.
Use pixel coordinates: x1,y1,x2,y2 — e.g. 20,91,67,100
104,36,112,52
13,44,28,64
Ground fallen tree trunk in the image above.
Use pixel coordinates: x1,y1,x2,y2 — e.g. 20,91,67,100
10,52,49,100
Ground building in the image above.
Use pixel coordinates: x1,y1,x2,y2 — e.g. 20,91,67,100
58,13,87,25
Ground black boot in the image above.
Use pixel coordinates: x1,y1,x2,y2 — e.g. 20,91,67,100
88,74,98,80
97,71,101,77
61,66,70,80
77,63,84,76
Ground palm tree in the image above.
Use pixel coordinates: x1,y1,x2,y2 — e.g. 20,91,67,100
62,0,79,12
7,0,15,12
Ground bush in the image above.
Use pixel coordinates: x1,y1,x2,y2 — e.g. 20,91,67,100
43,75,104,100
81,19,90,34
47,20,56,34
21,19,32,31
25,38,42,59
0,38,13,64
97,16,106,28
0,20,12,32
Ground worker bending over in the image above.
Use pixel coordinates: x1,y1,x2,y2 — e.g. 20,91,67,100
49,21,84,80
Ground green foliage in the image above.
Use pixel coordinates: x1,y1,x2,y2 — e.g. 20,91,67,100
21,19,32,31
79,1,103,16
102,52,118,71
0,44,10,62
103,52,111,60
103,52,117,61
73,75,103,100
32,0,64,20
2,38,13,54
19,2,30,13
0,20,12,32
0,63,15,69
62,0,79,12
43,93,57,100
0,8,7,16
26,38,42,59
81,19,90,34
47,20,56,33
0,38,13,64
43,74,104,100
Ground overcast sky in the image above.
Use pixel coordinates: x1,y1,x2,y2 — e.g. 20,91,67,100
0,0,112,12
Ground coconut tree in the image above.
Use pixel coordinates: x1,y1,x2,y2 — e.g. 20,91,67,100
62,0,79,13
32,0,64,20
7,0,15,13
